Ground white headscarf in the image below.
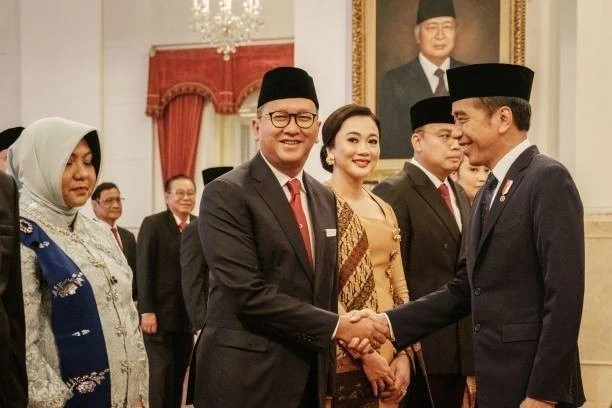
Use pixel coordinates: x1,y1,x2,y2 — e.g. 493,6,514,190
8,117,101,222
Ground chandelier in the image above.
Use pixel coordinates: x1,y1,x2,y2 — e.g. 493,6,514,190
190,0,264,61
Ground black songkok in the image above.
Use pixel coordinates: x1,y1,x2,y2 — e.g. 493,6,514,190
201,166,233,185
0,126,24,150
447,63,534,102
257,67,319,109
417,0,456,24
410,97,453,132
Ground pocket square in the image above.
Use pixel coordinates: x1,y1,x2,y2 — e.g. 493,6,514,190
325,228,337,237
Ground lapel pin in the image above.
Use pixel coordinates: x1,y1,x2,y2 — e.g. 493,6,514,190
499,179,513,203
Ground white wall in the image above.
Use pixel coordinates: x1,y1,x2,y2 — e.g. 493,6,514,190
0,0,21,129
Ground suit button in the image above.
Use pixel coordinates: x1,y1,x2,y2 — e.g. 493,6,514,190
474,287,482,296
474,324,481,332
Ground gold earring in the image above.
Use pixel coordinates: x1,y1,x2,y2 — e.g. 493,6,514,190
325,153,335,166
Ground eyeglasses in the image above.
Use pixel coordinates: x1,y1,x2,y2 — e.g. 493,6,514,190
262,111,317,129
171,190,196,198
96,197,124,206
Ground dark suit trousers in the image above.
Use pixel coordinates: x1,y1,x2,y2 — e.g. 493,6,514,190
426,374,465,408
144,330,193,408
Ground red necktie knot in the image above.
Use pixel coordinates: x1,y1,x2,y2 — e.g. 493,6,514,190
179,221,187,232
110,227,122,249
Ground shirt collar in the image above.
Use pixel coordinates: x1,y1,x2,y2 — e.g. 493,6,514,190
171,212,190,226
411,158,448,188
260,153,306,193
94,217,116,228
418,53,451,76
490,139,531,183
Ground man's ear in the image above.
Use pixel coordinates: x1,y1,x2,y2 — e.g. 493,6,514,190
496,106,513,134
252,118,261,142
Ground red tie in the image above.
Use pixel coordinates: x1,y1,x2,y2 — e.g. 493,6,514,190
110,227,122,249
286,179,313,265
179,221,187,232
437,183,455,216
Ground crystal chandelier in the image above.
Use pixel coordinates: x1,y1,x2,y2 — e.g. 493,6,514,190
190,0,264,61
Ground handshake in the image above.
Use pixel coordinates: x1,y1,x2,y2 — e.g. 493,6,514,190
334,309,391,355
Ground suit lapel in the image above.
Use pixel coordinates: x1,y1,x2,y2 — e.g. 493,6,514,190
250,154,314,284
405,163,461,244
476,146,539,256
303,174,328,295
408,61,434,101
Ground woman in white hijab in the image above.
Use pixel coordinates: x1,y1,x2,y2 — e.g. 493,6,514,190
9,117,148,407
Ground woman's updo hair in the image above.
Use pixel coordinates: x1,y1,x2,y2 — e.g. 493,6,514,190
319,104,381,173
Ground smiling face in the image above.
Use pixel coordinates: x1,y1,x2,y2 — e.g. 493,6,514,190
252,98,320,177
165,177,196,218
328,115,380,183
412,122,462,180
451,98,507,169
416,16,457,66
61,139,97,208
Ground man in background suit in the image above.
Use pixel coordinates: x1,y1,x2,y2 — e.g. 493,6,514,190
361,64,585,407
180,166,232,333
92,182,138,299
193,67,389,408
0,171,27,408
0,127,23,173
379,0,465,158
137,174,196,408
373,97,473,408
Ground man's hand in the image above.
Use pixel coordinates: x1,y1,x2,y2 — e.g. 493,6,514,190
335,311,390,355
519,397,556,408
348,308,390,331
140,312,158,334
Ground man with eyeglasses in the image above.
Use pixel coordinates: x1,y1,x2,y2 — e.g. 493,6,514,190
91,182,138,300
137,173,196,408
373,96,474,408
192,67,389,408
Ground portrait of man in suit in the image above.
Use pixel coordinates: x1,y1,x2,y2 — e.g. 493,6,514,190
91,182,138,299
192,67,388,408
377,0,500,159
137,174,197,408
373,96,474,408
359,63,586,408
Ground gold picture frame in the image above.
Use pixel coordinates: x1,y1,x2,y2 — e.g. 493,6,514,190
352,0,526,181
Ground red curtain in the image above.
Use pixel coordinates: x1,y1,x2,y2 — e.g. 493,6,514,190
156,94,204,182
146,43,294,182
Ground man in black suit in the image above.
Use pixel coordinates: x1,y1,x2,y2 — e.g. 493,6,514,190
359,64,585,408
137,174,196,408
373,96,473,408
92,182,138,299
378,0,465,158
193,67,390,408
180,166,232,333
0,171,27,408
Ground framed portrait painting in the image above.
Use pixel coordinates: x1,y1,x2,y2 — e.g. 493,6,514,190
352,0,526,179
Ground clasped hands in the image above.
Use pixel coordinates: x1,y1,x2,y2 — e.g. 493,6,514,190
334,308,390,355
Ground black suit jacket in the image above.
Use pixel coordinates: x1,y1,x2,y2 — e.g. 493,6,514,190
193,153,338,408
136,210,195,332
386,147,585,407
373,162,474,376
180,221,207,332
378,57,465,158
0,173,27,408
117,226,137,300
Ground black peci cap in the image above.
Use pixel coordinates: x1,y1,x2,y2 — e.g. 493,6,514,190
257,67,319,109
201,166,233,185
410,96,454,131
0,126,24,150
447,63,534,103
417,0,456,24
